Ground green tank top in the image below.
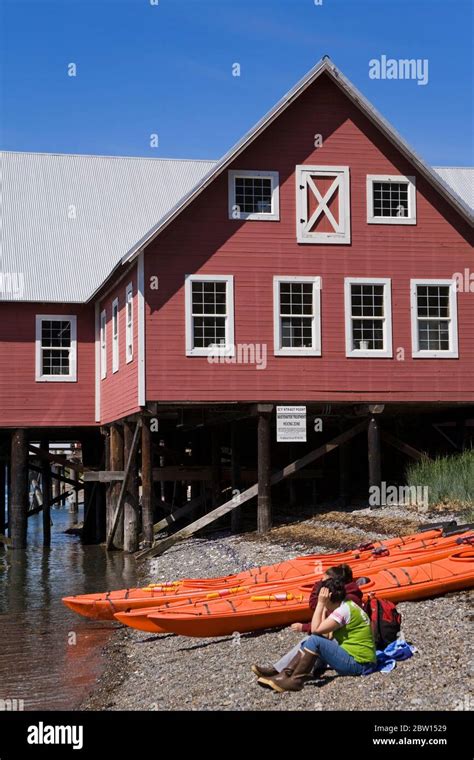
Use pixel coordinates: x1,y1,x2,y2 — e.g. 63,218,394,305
333,600,377,664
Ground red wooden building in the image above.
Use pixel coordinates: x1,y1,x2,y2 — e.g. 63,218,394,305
1,58,472,550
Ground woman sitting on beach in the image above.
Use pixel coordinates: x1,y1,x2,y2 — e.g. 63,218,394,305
252,563,363,682
253,576,376,693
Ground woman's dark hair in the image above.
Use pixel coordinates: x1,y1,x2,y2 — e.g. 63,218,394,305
326,563,353,584
320,577,346,604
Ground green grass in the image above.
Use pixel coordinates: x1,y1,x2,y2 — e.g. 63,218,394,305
406,449,474,508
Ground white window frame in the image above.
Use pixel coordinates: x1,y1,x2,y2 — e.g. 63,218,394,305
296,165,351,244
125,282,133,364
410,279,458,359
35,314,77,382
112,297,119,373
185,274,235,357
228,170,280,221
273,276,322,356
344,278,393,358
100,309,107,379
366,174,416,225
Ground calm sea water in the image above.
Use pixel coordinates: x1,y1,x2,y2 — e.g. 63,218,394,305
0,507,137,710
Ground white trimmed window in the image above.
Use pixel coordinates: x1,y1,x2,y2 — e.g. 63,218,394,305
228,170,279,221
125,282,133,363
366,175,416,224
410,280,458,358
185,275,235,357
344,278,392,358
112,297,119,373
296,165,350,244
100,309,107,379
273,276,322,356
35,315,77,382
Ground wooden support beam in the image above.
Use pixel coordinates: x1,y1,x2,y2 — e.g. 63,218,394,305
381,431,431,462
40,437,51,547
368,416,382,499
257,409,272,533
141,417,154,548
123,421,140,553
29,463,81,490
230,422,241,534
210,429,221,509
107,424,124,549
135,492,208,560
0,460,5,537
84,470,125,482
29,444,83,473
107,419,141,551
10,429,29,549
141,419,368,559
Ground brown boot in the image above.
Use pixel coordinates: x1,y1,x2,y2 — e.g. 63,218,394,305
264,649,317,693
252,664,278,678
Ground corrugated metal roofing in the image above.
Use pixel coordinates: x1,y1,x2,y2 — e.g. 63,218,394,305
433,167,474,211
0,151,471,304
0,151,216,302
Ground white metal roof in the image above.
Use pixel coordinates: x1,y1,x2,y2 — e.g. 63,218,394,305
433,167,474,211
0,151,215,302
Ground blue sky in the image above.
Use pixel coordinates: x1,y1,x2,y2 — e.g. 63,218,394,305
1,0,472,165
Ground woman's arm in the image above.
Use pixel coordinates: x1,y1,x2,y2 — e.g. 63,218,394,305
311,615,340,636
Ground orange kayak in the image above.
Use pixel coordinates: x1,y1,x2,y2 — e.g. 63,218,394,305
115,537,473,632
145,549,474,637
62,526,472,621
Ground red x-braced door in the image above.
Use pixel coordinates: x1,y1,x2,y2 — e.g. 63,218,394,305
296,165,351,244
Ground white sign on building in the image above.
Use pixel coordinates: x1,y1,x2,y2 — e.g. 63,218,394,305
276,406,307,442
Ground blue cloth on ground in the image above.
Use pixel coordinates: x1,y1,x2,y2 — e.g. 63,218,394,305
363,638,416,674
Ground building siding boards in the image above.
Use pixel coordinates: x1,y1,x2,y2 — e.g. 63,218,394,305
99,265,140,424
0,302,95,427
144,74,473,404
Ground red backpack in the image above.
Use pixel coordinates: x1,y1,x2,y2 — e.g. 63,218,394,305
364,598,402,650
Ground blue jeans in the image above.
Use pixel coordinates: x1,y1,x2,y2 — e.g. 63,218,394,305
301,634,367,676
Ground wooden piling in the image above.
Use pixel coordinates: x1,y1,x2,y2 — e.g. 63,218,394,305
230,422,242,534
107,424,124,549
368,416,382,499
0,460,6,537
40,437,51,547
257,408,272,533
123,421,139,553
10,429,29,549
141,417,153,548
210,428,221,509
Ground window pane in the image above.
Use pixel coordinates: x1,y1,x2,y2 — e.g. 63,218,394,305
281,317,313,348
234,176,272,214
373,182,409,217
193,317,226,348
417,285,450,319
42,349,70,376
351,284,384,318
418,320,450,351
352,320,384,350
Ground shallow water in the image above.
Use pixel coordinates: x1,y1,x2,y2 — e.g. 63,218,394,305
0,507,137,710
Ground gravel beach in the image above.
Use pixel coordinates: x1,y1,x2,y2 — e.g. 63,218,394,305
81,508,474,712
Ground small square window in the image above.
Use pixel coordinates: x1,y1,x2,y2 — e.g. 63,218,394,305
367,175,416,224
228,171,279,221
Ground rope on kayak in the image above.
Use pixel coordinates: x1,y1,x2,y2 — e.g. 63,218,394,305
382,569,401,587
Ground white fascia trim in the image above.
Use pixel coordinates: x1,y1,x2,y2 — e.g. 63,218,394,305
296,165,351,244
95,305,101,421
344,278,393,358
125,281,133,364
112,297,119,373
366,174,417,225
100,308,107,380
228,170,280,221
137,253,146,406
185,274,235,357
273,276,322,356
410,279,459,359
35,314,78,382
